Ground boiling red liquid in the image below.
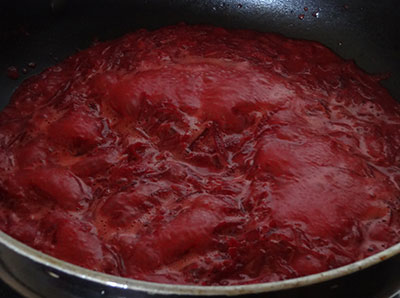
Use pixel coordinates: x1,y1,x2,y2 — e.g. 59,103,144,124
0,25,399,285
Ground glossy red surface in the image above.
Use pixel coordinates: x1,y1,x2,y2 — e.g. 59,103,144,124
0,25,399,285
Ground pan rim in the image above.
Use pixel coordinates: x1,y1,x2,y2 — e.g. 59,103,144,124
0,231,399,296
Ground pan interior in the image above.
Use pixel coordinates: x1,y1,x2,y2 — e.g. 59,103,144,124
0,0,399,296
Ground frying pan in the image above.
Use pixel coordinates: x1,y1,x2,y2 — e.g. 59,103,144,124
0,0,399,297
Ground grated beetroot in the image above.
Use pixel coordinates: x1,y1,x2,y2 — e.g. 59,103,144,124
0,24,399,285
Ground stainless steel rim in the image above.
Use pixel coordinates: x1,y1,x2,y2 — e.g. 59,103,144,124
0,231,399,296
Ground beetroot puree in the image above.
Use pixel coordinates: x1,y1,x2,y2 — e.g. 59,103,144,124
0,25,400,285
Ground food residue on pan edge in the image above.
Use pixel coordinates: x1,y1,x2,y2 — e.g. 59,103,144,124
6,66,19,80
0,24,399,285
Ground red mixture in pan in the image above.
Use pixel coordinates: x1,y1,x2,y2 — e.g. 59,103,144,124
0,25,399,285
